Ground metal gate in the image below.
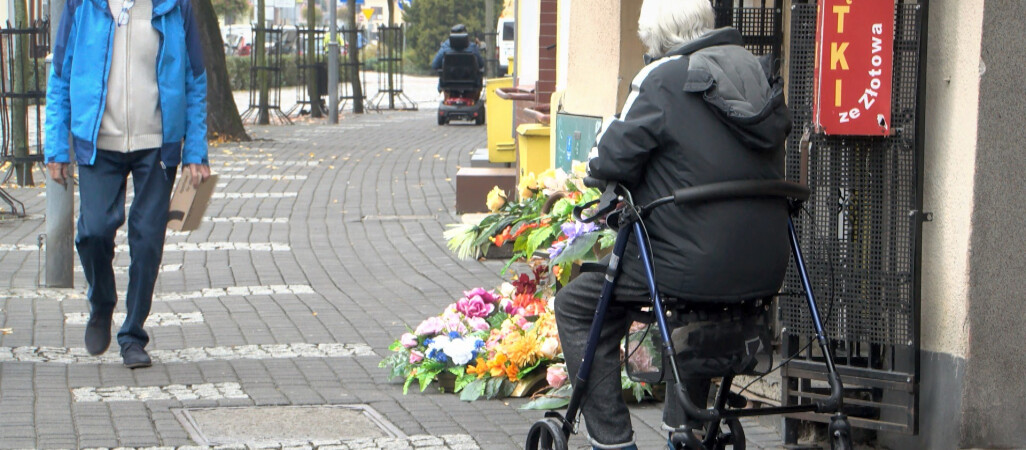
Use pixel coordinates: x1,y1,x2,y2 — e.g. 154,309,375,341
713,0,784,59
780,0,928,437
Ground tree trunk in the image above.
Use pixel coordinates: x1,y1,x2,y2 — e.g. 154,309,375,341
12,0,34,185
306,0,322,117
194,0,250,141
346,0,363,114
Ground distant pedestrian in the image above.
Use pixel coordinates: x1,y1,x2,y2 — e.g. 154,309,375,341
45,0,211,368
431,24,485,73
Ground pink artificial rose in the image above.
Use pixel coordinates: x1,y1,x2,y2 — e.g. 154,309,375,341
500,298,517,315
441,311,468,334
414,317,444,336
400,333,418,348
467,317,491,332
546,364,568,389
456,296,496,318
464,287,499,304
409,350,424,364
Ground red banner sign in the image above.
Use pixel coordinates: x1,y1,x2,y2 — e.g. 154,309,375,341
813,0,895,136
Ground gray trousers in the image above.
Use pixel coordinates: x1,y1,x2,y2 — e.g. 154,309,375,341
554,269,649,448
554,268,718,448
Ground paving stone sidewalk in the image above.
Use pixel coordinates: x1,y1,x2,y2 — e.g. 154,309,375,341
0,110,784,449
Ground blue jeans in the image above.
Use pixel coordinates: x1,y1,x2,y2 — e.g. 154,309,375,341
77,148,176,348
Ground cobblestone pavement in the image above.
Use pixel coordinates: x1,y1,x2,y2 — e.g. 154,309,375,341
0,110,784,449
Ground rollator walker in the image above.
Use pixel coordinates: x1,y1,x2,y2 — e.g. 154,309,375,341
526,178,854,450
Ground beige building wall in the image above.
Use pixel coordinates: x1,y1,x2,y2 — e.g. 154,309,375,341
516,0,540,87
919,0,982,359
559,0,643,118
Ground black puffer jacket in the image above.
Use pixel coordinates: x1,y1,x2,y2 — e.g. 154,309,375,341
589,28,792,302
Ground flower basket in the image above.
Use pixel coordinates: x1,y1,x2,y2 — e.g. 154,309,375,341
436,371,458,393
510,370,550,398
481,242,515,260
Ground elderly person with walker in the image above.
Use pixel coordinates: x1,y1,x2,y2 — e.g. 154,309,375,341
527,0,855,449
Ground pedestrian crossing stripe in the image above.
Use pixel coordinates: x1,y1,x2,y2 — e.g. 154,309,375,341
64,312,203,327
0,342,375,364
73,382,247,402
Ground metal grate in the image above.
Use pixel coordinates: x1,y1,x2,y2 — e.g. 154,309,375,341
780,1,926,436
714,0,783,58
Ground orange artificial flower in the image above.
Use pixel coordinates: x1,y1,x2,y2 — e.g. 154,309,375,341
467,357,490,379
491,226,514,247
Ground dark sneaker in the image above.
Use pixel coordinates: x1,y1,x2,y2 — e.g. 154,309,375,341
84,313,112,356
120,343,152,369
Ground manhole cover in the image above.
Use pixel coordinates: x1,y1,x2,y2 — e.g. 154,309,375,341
173,405,405,446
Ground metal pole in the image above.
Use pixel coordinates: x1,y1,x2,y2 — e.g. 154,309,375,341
46,0,74,288
328,0,338,123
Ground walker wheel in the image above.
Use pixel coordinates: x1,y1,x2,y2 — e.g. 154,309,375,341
525,417,568,450
712,419,746,450
829,414,853,450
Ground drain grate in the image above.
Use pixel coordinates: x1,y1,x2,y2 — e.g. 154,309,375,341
172,404,405,446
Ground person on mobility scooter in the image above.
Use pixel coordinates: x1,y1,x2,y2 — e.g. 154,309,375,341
528,0,854,449
432,24,486,125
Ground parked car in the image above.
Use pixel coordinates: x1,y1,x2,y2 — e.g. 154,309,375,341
496,17,514,75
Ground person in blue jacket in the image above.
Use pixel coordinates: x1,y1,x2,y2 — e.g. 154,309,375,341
430,24,484,72
45,0,211,368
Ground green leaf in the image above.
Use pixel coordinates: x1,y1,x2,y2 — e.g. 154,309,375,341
459,378,487,401
403,375,415,395
517,359,545,380
487,311,510,329
519,396,571,410
551,198,574,217
558,262,572,286
484,377,505,399
551,232,600,266
526,224,557,258
499,379,516,397
454,374,477,393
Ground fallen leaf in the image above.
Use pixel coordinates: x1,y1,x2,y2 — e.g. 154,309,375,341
0,328,12,335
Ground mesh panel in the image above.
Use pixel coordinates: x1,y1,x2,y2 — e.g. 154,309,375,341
714,1,782,58
781,4,923,347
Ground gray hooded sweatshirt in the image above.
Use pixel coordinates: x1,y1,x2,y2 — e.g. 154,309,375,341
98,0,164,152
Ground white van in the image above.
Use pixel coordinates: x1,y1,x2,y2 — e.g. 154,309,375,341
496,17,515,75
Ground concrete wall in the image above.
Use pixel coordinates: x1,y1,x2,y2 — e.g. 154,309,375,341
881,1,981,448
961,1,1026,446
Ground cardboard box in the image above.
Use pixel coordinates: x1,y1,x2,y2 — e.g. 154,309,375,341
167,171,218,231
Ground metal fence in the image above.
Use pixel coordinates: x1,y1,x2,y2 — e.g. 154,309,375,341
240,26,291,125
0,19,49,215
368,25,417,111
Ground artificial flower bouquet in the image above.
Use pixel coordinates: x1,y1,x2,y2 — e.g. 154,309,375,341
444,165,615,285
380,265,562,401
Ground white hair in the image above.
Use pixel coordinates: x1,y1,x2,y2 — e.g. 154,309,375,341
637,0,715,59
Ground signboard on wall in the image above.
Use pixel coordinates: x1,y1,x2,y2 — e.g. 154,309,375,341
813,0,895,136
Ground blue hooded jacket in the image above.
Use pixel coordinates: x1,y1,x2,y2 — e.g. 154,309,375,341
45,0,208,167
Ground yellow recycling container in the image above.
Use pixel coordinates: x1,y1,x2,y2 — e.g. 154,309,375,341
516,123,552,179
485,77,516,163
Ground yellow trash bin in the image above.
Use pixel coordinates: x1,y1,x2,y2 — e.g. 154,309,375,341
516,123,552,180
485,77,516,163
